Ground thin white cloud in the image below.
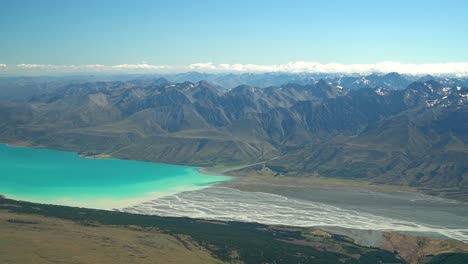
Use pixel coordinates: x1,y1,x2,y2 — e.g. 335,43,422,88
84,64,105,68
188,62,216,70
16,64,105,70
111,63,167,70
16,64,60,69
0,64,6,68
8,62,468,76
187,61,468,76
11,63,166,73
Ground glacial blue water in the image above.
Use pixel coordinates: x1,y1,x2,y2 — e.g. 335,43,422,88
0,144,230,209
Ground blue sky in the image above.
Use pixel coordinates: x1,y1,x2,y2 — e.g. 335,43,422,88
0,0,467,74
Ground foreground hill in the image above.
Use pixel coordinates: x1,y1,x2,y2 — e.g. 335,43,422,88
0,75,466,194
2,196,468,264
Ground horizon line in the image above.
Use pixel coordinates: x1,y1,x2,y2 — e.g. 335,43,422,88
1,61,468,77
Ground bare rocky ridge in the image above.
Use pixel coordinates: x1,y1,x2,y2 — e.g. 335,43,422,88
0,73,466,194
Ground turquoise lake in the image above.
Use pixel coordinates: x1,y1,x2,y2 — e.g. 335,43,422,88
0,144,231,209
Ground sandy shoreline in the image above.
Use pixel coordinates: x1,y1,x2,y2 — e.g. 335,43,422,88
79,153,113,159
6,141,34,147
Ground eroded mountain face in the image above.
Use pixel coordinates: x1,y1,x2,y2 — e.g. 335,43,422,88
0,74,467,191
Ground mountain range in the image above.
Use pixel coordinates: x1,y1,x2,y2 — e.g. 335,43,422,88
0,72,467,197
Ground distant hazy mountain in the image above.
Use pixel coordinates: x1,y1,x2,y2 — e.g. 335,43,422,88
0,74,467,194
2,72,467,95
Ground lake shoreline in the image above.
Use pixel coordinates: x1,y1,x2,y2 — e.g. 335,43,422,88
6,141,36,148
3,139,465,203
3,139,465,206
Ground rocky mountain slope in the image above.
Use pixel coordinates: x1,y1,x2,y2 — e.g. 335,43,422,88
0,74,466,192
